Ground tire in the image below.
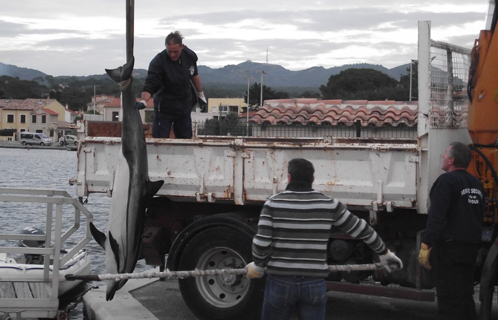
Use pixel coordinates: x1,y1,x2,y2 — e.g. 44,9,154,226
178,226,264,320
40,142,45,146
480,250,498,320
22,141,26,145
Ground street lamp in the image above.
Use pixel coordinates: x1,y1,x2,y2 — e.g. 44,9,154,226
258,70,267,107
93,86,97,114
244,76,254,136
409,60,417,101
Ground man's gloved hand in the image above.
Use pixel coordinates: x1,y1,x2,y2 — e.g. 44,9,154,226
134,100,148,110
379,249,403,272
197,91,208,112
246,262,264,279
418,243,432,270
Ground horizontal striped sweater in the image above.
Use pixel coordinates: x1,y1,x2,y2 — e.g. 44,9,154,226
252,189,388,277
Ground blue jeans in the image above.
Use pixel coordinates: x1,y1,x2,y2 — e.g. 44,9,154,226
261,275,327,320
152,112,192,138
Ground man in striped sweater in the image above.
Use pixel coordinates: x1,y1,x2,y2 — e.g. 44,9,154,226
246,158,403,320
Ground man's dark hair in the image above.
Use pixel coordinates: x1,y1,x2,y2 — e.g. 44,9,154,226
165,31,183,46
449,141,472,169
288,158,314,183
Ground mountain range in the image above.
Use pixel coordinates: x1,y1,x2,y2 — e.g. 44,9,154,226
0,61,410,89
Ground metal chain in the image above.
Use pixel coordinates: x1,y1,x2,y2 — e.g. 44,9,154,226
59,285,99,319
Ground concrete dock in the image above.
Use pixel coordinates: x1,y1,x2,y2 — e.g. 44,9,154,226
83,278,498,320
0,140,76,151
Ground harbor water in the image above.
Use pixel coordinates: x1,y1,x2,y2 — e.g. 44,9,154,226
0,147,148,319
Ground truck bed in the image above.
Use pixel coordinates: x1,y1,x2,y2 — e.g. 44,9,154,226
74,122,419,213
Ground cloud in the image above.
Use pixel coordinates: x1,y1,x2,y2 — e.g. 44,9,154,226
0,0,489,76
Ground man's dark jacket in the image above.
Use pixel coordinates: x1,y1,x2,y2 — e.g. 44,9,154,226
143,46,199,118
422,169,485,247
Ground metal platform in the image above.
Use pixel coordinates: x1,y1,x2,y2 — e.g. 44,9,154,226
0,188,93,320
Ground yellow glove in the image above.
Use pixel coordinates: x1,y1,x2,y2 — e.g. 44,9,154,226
246,262,264,279
418,243,432,270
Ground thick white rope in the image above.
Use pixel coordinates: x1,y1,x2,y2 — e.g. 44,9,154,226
90,263,386,281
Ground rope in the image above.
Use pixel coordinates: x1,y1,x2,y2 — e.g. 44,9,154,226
67,263,387,282
119,77,132,91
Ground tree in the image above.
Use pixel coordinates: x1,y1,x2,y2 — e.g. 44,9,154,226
299,90,321,98
245,83,290,108
59,86,88,111
85,109,101,115
0,76,48,99
319,68,399,100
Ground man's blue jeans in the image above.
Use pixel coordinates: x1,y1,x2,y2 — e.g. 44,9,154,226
261,274,327,320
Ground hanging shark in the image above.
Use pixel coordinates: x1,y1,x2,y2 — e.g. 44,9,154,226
90,57,164,301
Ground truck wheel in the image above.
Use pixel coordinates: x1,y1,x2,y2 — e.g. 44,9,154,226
178,226,264,320
22,141,27,146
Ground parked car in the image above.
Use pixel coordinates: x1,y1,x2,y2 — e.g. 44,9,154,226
63,135,78,145
20,132,53,146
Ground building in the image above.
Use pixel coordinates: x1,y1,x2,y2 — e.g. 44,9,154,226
207,98,246,119
102,97,154,122
0,99,66,137
64,107,81,123
87,94,116,115
30,107,59,136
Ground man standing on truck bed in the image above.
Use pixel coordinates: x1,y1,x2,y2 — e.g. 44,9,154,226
419,142,485,320
246,158,403,320
139,31,207,138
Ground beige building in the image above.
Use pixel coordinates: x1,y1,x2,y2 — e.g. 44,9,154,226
207,98,246,119
0,99,66,139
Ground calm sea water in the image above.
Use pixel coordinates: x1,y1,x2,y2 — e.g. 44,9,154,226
0,147,148,319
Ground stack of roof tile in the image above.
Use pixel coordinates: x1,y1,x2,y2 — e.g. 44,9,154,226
250,99,418,127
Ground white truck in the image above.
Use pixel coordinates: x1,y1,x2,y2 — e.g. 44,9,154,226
72,22,498,320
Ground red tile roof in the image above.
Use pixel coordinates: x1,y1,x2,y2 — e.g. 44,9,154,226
0,99,57,110
65,108,79,114
40,107,59,115
250,99,418,127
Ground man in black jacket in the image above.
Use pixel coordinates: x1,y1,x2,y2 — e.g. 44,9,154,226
140,31,206,138
419,141,485,320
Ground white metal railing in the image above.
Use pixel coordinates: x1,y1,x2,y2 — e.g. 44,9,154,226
0,188,93,300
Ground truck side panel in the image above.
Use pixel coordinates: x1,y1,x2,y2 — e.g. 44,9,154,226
76,136,419,212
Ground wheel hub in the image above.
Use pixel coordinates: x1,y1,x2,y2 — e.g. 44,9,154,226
195,247,250,307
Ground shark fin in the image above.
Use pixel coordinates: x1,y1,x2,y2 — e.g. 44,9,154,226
146,180,164,198
89,222,107,250
105,57,135,83
108,231,120,267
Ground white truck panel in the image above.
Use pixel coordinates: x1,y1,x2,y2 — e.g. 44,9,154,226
75,136,419,212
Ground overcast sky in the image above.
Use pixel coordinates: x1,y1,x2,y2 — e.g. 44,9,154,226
0,0,490,76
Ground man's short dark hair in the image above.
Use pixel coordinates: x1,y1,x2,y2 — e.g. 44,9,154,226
288,158,314,183
449,141,472,169
165,31,183,46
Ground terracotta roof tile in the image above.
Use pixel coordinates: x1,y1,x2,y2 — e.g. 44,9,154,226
0,99,57,110
40,107,59,115
250,99,418,127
